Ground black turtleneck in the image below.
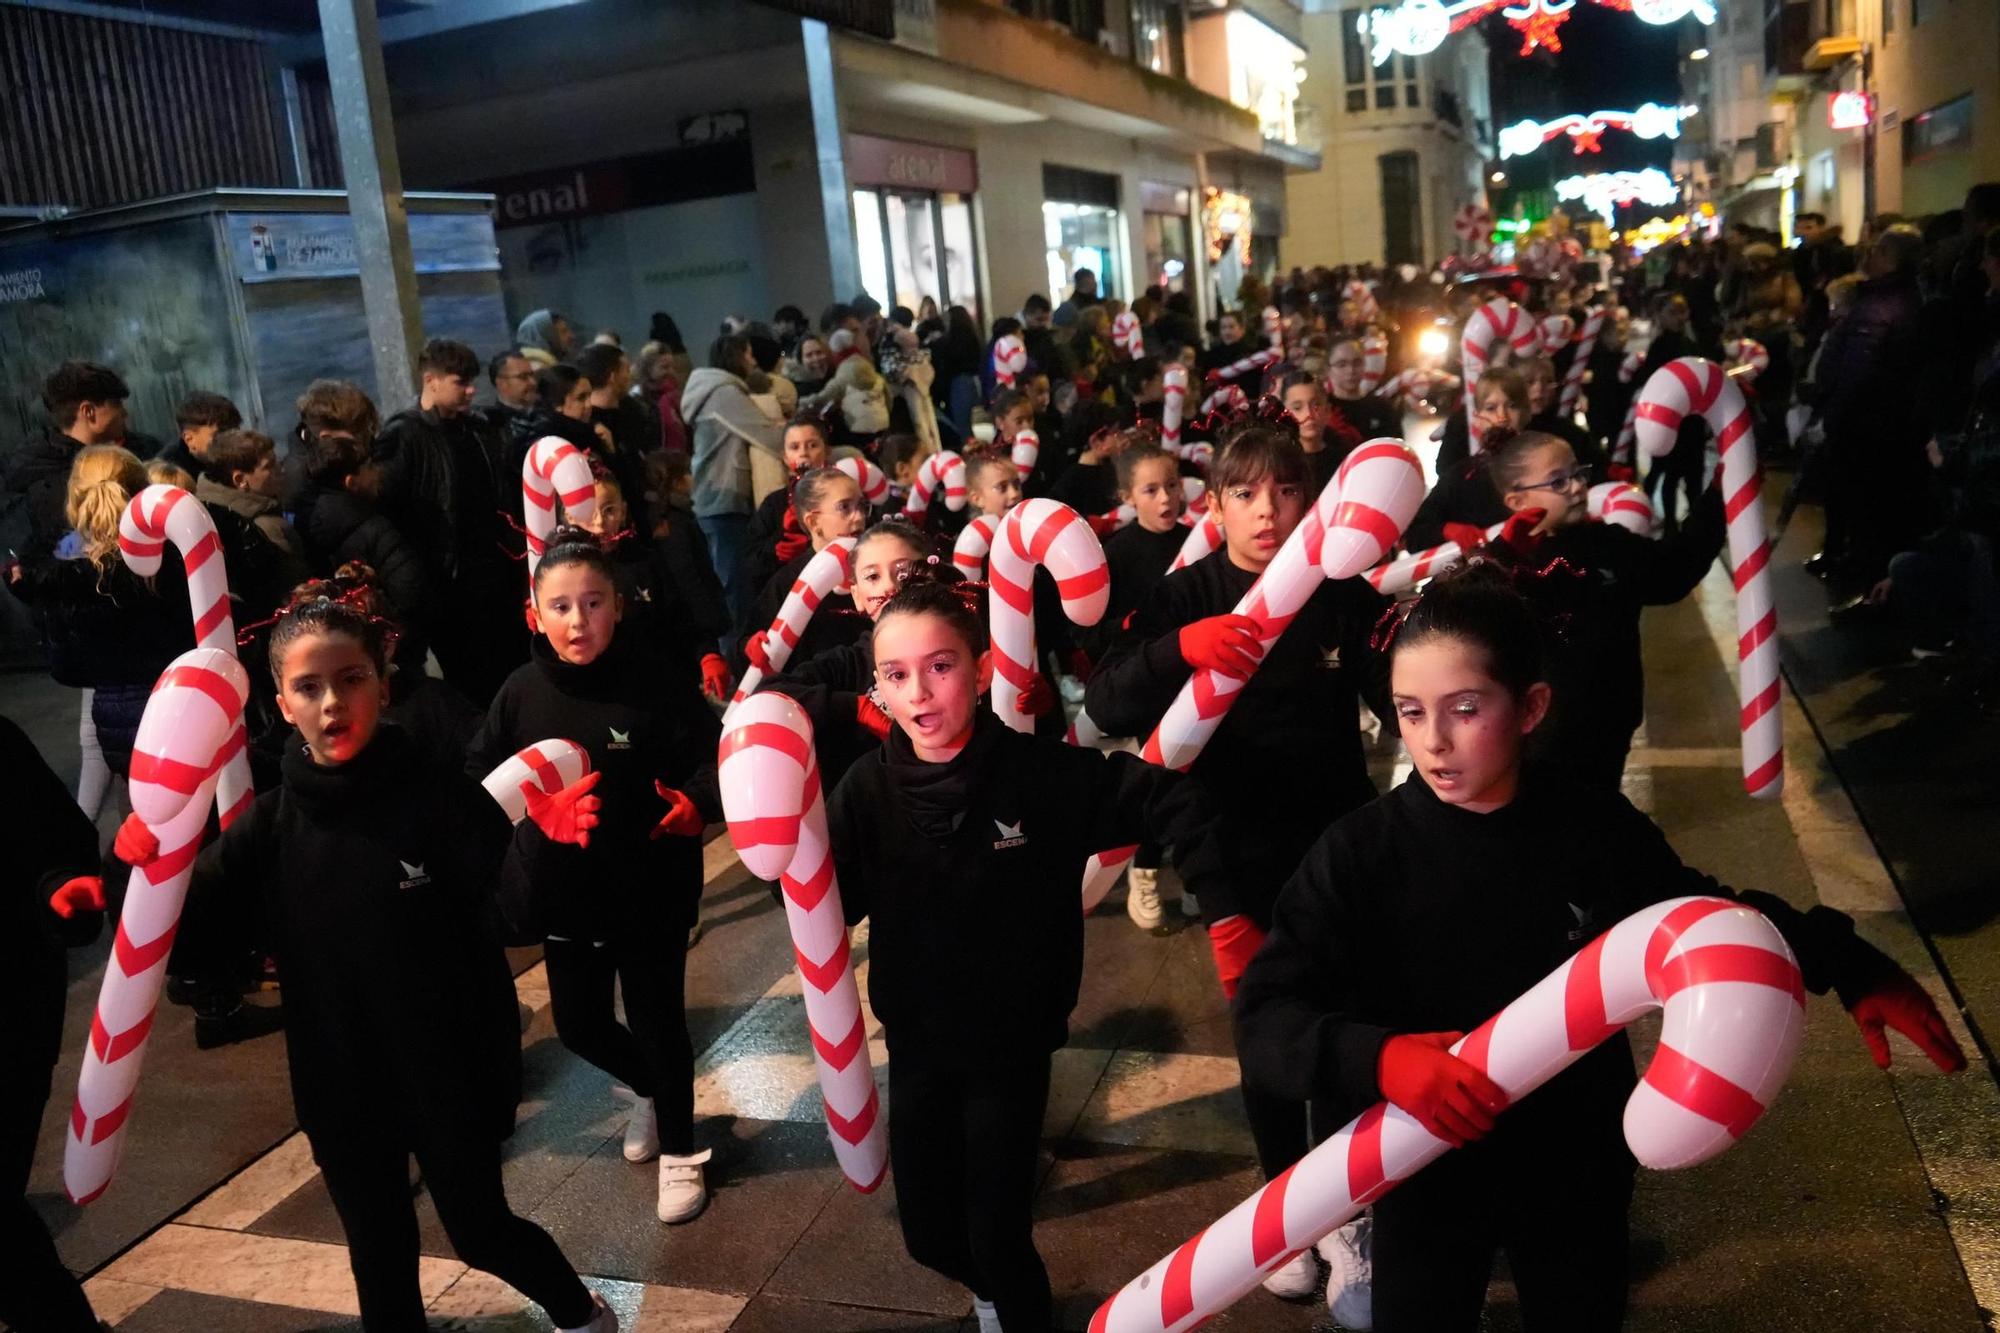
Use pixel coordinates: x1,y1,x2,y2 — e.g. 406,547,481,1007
828,710,1229,1066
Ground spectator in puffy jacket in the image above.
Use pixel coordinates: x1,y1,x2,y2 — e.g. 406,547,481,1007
801,328,891,445
685,334,783,625
295,401,429,646
2,361,132,556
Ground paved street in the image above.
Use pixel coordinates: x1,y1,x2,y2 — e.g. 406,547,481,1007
9,497,2000,1332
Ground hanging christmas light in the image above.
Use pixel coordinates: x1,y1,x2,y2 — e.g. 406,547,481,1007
1554,168,1681,226
1498,104,1699,159
1361,0,1716,66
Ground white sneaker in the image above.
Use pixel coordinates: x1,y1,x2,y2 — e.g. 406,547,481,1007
1180,889,1201,919
559,1292,618,1333
972,1296,1004,1333
656,1148,711,1223
1318,1216,1373,1329
1260,1248,1317,1299
1125,866,1163,930
622,1097,659,1163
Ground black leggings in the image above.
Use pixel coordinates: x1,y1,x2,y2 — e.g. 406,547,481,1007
316,1133,592,1332
543,927,695,1155
888,1055,1053,1332
1,1083,99,1332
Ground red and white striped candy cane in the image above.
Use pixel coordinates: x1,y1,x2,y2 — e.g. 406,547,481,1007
989,499,1109,732
1168,511,1223,573
992,333,1027,388
1461,299,1541,454
1724,337,1770,383
1112,310,1145,359
1183,440,1214,472
1634,357,1780,797
1208,347,1282,384
1557,307,1607,417
1540,313,1576,356
902,450,967,518
1356,332,1390,396
1360,520,1506,595
1612,396,1640,468
479,739,593,821
1376,367,1427,410
1088,895,1806,1332
1082,442,1423,908
1260,305,1283,352
1010,427,1040,477
1343,280,1380,328
724,537,857,724
522,436,598,581
718,694,886,1192
1161,364,1189,456
952,513,999,579
1588,480,1657,536
66,647,249,1204
1199,383,1248,417
833,455,889,506
1619,349,1645,384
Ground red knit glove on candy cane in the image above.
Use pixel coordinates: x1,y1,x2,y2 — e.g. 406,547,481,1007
855,695,893,740
699,653,732,702
744,629,774,674
1018,673,1055,718
1207,914,1266,999
522,771,602,848
1847,975,1967,1073
48,875,106,920
113,813,159,868
1376,1031,1510,1148
1606,463,1635,483
1493,508,1549,558
1178,614,1264,677
649,782,705,840
1441,522,1489,551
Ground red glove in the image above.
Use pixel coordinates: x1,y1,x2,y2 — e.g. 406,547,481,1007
649,782,705,839
699,653,732,702
114,812,159,867
1493,508,1548,558
1440,521,1489,551
1018,673,1055,718
1848,975,1966,1072
855,695,893,740
744,629,774,674
1377,1031,1509,1148
774,509,811,564
1178,614,1264,677
1605,462,1636,483
48,875,106,920
522,771,602,848
1208,914,1267,1000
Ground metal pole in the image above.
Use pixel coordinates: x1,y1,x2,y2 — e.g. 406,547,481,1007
1860,45,1876,230
802,17,862,303
317,0,422,405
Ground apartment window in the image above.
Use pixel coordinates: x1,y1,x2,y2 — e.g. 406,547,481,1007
1343,10,1420,116
1131,0,1185,77
1380,150,1421,266
1904,93,1974,163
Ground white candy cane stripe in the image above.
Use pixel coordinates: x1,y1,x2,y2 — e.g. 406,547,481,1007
1261,305,1283,352
1208,347,1281,384
1376,367,1432,410
993,333,1027,388
1461,299,1541,454
1541,313,1577,356
719,695,886,1192
1161,364,1189,455
1356,332,1389,396
67,647,248,1205
1112,310,1145,359
1343,281,1381,328
1362,521,1505,595
1082,443,1422,909
833,455,889,505
1724,337,1770,382
522,436,598,580
724,538,857,724
1011,427,1040,477
1182,476,1208,512
1588,481,1657,536
1558,308,1607,417
1613,397,1640,468
1199,384,1248,417
1089,896,1805,1333
480,739,593,822
903,450,967,517
1634,357,1780,797
1183,441,1214,472
1067,708,1106,747
953,513,1000,578
989,500,1109,732
1168,511,1223,573
1619,349,1644,384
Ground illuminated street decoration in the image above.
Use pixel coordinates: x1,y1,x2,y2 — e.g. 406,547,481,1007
1498,104,1698,159
1361,0,1716,65
1555,168,1680,225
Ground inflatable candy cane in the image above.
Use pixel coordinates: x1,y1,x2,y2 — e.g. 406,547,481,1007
1160,364,1189,456
724,537,857,723
480,739,593,822
1540,313,1576,356
953,513,999,579
1260,305,1283,352
1356,332,1390,396
1634,357,1781,797
719,694,886,1192
992,333,1027,389
1168,510,1224,573
902,450,967,519
1557,307,1607,417
67,647,248,1204
1461,298,1543,455
1589,480,1657,536
1010,427,1040,477
1112,309,1145,359
1343,280,1380,328
1099,478,1208,537
1199,383,1248,418
523,437,598,581
1612,397,1641,469
1183,440,1214,472
1619,349,1645,384
1361,520,1507,595
1724,336,1770,383
989,500,1109,731
1208,347,1281,385
1082,442,1423,909
833,455,889,506
1089,895,1807,1332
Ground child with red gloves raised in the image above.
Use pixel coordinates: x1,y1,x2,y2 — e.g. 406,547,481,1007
733,465,871,681
577,470,732,705
467,529,721,1227
1235,563,1963,1331
1082,424,1390,1299
738,412,832,612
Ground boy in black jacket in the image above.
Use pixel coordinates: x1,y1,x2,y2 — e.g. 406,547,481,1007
829,578,1230,1333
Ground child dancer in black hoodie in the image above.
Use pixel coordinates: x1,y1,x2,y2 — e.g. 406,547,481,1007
1235,564,1963,1331
122,589,616,1333
468,529,722,1225
1081,425,1389,1297
828,577,1232,1333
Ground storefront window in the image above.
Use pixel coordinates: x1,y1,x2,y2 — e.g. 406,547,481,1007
1141,183,1194,294
1043,202,1122,303
848,135,983,323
